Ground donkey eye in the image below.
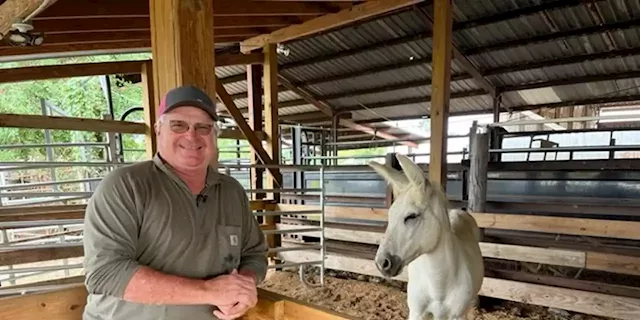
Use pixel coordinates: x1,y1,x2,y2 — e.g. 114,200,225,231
404,213,419,224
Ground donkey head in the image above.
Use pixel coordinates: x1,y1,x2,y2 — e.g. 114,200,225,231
368,153,450,278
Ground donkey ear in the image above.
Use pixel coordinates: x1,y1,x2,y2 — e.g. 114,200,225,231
368,161,408,195
395,153,427,188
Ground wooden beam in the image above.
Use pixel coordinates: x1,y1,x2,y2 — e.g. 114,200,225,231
150,0,216,101
141,60,157,159
31,16,292,32
213,1,336,16
0,209,84,224
0,246,83,267
263,43,283,250
240,0,425,53
218,53,265,66
0,0,58,36
263,44,282,189
0,60,145,84
247,64,265,201
0,39,151,58
480,277,640,320
0,284,87,320
215,76,283,186
428,0,452,187
36,0,333,19
0,29,268,48
0,30,150,47
0,114,146,134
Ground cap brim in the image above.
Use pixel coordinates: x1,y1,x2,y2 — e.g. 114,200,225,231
165,101,219,121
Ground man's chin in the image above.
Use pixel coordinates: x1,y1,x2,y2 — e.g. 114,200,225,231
175,155,207,167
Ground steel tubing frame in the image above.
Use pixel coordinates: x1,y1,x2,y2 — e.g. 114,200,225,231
244,163,327,287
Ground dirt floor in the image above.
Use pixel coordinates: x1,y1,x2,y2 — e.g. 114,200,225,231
259,268,614,320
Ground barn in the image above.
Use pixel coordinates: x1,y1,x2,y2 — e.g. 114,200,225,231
1,0,639,319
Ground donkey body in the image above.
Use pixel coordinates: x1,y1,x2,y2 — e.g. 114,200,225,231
369,154,484,320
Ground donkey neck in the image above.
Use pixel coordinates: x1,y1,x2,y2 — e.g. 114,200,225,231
428,195,452,231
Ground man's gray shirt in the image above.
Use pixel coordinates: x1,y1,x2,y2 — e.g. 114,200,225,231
82,155,268,319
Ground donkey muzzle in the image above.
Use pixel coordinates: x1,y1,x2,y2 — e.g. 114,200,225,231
375,252,403,278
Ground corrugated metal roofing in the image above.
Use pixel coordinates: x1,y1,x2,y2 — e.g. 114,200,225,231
212,0,640,142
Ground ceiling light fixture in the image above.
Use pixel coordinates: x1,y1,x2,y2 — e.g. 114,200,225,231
276,43,290,57
2,22,44,47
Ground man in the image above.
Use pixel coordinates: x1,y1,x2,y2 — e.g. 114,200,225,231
82,85,268,320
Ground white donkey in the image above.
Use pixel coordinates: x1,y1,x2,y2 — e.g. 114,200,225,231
368,154,484,320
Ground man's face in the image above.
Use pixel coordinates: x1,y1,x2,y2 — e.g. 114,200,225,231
155,106,218,172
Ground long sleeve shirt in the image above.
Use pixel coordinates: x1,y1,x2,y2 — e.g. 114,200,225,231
82,154,268,320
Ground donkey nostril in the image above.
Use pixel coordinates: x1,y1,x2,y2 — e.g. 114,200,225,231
381,258,391,270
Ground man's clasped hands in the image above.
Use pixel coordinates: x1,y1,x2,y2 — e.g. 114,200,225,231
207,269,258,320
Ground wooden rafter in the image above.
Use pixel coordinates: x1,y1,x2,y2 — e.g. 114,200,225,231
34,0,339,20
240,0,426,53
0,28,270,49
30,16,293,32
0,39,150,58
278,74,419,148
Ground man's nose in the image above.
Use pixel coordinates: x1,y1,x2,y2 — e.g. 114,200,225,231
184,127,198,138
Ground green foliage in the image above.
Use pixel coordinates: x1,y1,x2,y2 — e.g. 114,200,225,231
0,54,151,185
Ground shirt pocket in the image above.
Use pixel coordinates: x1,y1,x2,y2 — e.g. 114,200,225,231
216,225,242,274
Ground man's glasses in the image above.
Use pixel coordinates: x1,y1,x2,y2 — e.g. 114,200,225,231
166,120,214,135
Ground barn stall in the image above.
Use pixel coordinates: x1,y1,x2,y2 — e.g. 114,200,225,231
1,0,640,319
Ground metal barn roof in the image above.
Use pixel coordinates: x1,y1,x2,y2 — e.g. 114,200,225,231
210,0,640,141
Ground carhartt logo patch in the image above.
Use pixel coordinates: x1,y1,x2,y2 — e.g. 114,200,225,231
230,235,238,246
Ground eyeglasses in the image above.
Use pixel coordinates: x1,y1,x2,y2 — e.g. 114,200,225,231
166,120,214,135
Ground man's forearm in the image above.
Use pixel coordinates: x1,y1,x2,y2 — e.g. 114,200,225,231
239,255,267,284
123,266,211,305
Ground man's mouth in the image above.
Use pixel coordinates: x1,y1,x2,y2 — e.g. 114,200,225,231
180,145,203,151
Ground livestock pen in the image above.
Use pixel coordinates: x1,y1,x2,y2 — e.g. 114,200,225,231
2,0,640,319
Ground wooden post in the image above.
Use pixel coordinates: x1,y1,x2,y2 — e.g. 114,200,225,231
428,0,452,190
149,0,216,101
492,93,501,123
141,61,157,159
263,43,281,251
468,121,489,213
247,64,264,201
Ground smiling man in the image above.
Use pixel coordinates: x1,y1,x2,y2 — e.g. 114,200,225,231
82,85,268,320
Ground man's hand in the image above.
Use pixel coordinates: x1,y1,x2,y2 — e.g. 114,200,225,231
211,269,258,320
204,269,257,308
214,302,251,320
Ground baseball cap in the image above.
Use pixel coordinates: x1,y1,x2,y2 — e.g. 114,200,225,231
158,85,219,121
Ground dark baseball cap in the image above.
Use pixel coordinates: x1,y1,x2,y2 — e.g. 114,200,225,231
158,85,219,121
